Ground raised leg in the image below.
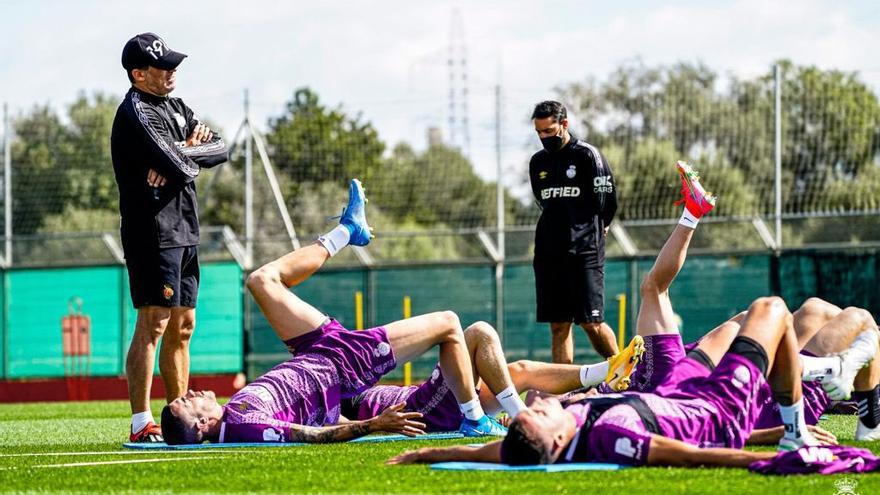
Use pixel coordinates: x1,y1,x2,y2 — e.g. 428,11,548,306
245,244,332,342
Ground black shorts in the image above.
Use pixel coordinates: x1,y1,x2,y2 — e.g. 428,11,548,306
533,253,604,324
125,245,200,308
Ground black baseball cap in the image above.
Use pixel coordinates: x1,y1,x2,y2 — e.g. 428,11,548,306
121,32,187,71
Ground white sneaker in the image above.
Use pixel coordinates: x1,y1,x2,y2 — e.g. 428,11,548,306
855,420,880,441
822,330,879,401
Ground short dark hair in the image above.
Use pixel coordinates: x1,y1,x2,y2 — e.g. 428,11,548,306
500,420,552,465
531,101,567,122
161,405,190,445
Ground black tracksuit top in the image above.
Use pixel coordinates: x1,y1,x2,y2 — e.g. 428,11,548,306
528,134,618,256
111,87,228,251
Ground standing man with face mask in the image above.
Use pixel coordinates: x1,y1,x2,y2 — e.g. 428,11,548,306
111,33,228,442
528,101,618,363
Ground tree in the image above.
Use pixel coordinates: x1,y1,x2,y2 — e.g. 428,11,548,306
558,59,880,222
266,88,385,193
10,104,71,235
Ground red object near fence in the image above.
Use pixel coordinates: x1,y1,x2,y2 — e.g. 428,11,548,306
61,297,91,400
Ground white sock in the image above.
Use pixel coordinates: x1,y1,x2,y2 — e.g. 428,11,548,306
800,355,841,382
131,411,154,434
317,224,351,257
459,398,485,421
495,386,528,419
779,398,810,443
678,209,700,229
580,361,610,387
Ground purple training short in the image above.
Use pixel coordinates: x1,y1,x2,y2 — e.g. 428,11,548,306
355,365,463,432
284,318,398,398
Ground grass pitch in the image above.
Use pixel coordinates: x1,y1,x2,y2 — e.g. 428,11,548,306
1,399,879,494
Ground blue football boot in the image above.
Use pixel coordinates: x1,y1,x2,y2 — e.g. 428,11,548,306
458,415,508,437
339,178,373,246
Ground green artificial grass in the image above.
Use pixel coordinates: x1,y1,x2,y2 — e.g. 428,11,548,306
0,400,879,494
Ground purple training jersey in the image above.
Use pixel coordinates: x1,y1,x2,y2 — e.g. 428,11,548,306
749,445,880,475
220,319,396,443
561,352,767,466
350,365,465,432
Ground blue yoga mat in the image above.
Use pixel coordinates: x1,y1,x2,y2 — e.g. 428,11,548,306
123,432,463,450
430,462,626,472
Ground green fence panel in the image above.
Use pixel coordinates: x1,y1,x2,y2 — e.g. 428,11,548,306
123,262,244,375
0,273,5,379
502,260,629,364
191,262,244,373
778,251,880,316
636,254,772,344
7,266,123,378
247,270,365,378
374,266,495,379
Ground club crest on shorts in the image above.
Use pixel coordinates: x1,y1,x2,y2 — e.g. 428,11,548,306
732,365,751,389
374,342,391,357
566,165,577,179
163,284,174,300
262,427,282,442
539,170,548,180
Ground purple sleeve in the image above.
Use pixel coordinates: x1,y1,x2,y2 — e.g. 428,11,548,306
586,423,652,466
222,414,298,443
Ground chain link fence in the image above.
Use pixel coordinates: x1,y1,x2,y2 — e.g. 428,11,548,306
1,60,879,268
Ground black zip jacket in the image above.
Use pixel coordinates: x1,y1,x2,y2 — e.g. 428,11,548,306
529,134,617,256
111,87,228,251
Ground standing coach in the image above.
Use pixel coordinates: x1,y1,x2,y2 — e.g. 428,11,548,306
529,101,618,363
111,33,228,442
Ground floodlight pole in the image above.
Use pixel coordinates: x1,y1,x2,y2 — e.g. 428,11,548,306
774,64,782,251
3,103,10,267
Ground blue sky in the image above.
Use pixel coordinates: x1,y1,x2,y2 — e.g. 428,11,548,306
1,0,878,183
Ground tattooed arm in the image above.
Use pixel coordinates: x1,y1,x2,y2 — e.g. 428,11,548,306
289,421,373,443
289,402,426,443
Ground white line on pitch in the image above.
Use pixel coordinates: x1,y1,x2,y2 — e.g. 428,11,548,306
0,456,226,470
0,450,257,458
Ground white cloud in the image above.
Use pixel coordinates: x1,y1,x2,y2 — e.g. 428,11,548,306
1,0,877,186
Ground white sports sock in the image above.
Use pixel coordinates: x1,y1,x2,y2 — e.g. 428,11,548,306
800,355,841,382
459,398,485,421
580,361,610,387
779,398,809,443
131,411,154,434
495,386,528,419
317,224,351,257
678,209,700,229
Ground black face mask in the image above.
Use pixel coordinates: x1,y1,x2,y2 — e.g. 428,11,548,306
540,133,564,152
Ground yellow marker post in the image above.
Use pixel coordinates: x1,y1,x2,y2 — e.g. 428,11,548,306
403,296,412,386
616,294,627,350
354,291,364,330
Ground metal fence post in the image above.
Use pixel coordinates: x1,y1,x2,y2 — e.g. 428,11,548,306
3,103,11,267
774,64,782,251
